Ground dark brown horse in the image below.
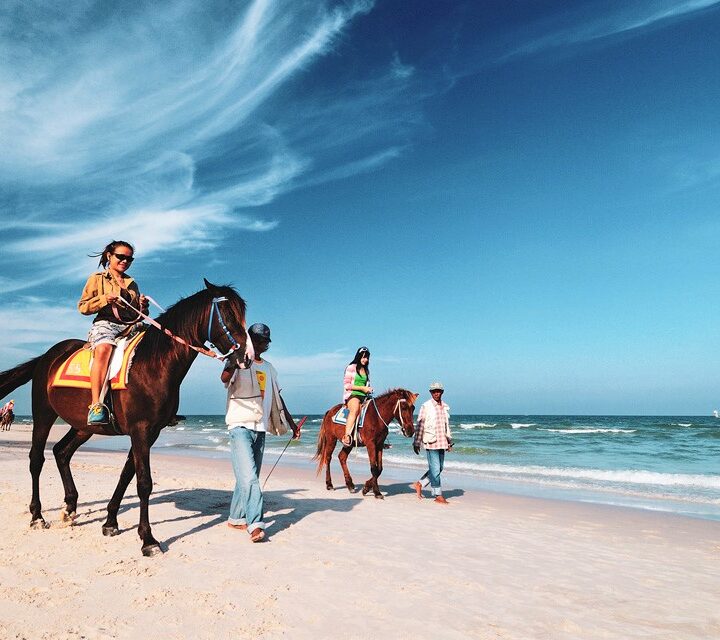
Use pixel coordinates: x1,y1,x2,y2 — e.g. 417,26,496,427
0,280,251,556
314,389,417,498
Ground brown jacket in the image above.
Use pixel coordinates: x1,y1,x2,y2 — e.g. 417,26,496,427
78,271,143,322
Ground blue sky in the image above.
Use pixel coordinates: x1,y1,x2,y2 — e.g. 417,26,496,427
2,0,720,415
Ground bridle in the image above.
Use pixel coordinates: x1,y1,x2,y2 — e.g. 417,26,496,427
115,295,251,362
206,296,247,358
370,396,413,435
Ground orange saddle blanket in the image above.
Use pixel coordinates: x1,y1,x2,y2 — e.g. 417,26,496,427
52,332,145,390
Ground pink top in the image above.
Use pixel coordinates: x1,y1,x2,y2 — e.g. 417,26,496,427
343,364,369,402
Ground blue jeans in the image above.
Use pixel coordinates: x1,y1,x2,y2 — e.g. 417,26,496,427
420,449,445,496
228,427,266,530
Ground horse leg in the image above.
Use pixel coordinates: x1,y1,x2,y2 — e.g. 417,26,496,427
53,428,92,524
103,430,160,537
361,442,383,499
130,434,162,556
28,406,57,529
338,444,356,493
324,435,337,491
375,447,384,498
102,449,135,536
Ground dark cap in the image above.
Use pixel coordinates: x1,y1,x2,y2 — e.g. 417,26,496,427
248,323,271,341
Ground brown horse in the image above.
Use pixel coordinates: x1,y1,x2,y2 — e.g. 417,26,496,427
314,389,417,498
0,408,14,431
0,280,251,556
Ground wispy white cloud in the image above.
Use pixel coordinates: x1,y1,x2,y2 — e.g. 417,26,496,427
502,0,720,61
390,52,415,79
1,0,419,294
0,299,87,368
670,156,720,191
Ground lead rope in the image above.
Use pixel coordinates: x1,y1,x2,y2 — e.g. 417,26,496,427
114,297,243,360
262,416,307,489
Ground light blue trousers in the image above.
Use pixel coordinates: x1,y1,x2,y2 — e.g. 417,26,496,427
419,449,445,496
228,427,266,530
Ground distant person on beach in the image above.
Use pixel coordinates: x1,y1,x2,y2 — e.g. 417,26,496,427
413,382,453,504
0,399,15,431
221,323,300,543
78,240,147,426
341,346,373,446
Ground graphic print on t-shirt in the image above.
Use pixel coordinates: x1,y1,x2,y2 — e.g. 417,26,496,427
255,369,267,398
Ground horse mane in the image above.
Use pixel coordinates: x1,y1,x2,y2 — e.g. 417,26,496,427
134,284,246,365
376,388,415,402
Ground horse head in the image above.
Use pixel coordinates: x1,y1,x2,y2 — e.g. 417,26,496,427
203,278,254,368
396,389,419,437
377,388,418,437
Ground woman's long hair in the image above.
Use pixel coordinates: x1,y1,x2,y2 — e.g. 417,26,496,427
89,240,135,269
348,346,370,378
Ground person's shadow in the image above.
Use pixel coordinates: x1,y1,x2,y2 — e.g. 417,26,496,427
73,486,362,550
70,481,464,551
160,487,365,549
380,481,465,499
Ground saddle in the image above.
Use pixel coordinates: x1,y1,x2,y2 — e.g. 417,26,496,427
52,332,145,391
331,402,369,428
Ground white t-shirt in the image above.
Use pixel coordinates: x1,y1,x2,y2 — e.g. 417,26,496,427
225,359,276,433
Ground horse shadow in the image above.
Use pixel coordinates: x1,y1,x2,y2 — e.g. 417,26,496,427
72,486,361,550
69,481,464,551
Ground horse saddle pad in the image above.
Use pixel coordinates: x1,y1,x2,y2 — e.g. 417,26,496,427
332,403,369,427
52,332,144,390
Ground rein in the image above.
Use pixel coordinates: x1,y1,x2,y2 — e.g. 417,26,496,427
370,396,409,431
114,296,248,361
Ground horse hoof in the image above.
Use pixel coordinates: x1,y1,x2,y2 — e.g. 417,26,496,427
361,486,370,496
374,493,384,500
30,519,49,530
326,485,334,491
102,525,120,537
60,509,77,525
141,544,163,557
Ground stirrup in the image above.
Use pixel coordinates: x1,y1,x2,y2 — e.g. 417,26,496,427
87,402,110,425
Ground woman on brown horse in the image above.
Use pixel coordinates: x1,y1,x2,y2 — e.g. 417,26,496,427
315,388,418,498
341,346,373,446
78,240,148,426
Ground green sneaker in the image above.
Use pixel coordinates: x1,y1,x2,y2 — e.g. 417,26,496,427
87,403,109,426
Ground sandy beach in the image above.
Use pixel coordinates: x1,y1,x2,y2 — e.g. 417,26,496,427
0,424,718,640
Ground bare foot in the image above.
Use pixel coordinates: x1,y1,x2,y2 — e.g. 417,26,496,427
249,527,266,543
433,496,449,505
227,522,248,531
412,481,423,499
341,435,352,446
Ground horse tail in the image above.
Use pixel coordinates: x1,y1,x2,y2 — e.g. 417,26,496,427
0,356,41,400
313,412,331,475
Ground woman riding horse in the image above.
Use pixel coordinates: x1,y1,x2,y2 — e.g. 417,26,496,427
78,240,148,426
315,388,417,498
0,279,252,556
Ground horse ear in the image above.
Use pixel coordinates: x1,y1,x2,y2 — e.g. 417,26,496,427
411,393,419,403
203,278,217,290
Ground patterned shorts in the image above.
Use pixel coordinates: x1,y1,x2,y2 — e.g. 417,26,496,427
87,320,138,347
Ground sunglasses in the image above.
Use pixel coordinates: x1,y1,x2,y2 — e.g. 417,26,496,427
113,253,134,263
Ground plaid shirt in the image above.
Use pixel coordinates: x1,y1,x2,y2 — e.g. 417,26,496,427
414,399,451,450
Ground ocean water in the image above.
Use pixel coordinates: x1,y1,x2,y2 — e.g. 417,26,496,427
17,414,720,520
